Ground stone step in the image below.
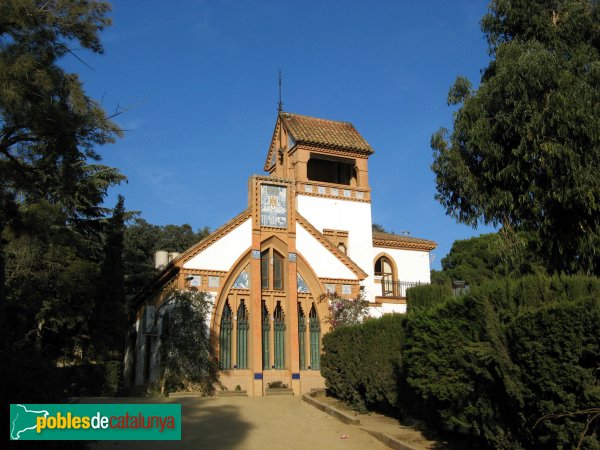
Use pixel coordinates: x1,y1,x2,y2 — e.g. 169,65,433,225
265,388,294,396
217,390,248,397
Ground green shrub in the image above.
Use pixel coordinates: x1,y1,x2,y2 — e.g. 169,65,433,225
321,314,405,414
404,274,600,449
1,348,90,449
102,360,123,396
404,294,524,448
322,274,600,448
159,290,218,395
507,298,600,449
406,282,452,313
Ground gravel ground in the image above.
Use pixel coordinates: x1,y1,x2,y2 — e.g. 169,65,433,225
84,395,388,450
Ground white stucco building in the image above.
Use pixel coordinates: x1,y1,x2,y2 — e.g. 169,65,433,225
128,111,436,396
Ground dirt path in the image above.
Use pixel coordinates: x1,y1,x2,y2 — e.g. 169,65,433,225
85,395,388,450
313,391,452,450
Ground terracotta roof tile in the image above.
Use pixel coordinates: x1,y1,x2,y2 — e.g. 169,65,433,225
280,112,374,154
372,231,437,250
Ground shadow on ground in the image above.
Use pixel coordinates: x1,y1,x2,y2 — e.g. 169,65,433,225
85,397,252,450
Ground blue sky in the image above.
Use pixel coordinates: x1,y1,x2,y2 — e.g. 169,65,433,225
65,0,497,270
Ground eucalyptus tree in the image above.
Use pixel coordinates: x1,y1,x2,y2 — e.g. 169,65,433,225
432,0,600,275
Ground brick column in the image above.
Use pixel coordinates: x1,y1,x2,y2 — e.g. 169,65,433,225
250,231,263,396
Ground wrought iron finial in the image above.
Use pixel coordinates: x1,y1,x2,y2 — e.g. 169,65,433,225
277,69,283,112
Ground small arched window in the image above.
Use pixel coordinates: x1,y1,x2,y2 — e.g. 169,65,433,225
374,256,393,277
375,256,395,297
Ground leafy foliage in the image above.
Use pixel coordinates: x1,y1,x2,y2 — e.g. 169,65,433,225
406,282,452,313
321,314,406,414
123,219,209,298
322,274,600,449
431,0,600,275
431,230,547,286
93,195,127,359
5,201,101,357
318,291,370,329
404,275,600,449
404,292,525,448
0,0,124,231
508,299,600,449
372,223,388,233
1,0,124,343
158,290,218,395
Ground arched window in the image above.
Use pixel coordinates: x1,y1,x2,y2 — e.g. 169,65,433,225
261,251,269,289
261,249,285,290
375,256,395,296
262,302,270,370
338,242,347,254
236,301,249,369
309,304,321,370
274,302,285,369
273,252,284,290
298,304,306,370
219,301,233,369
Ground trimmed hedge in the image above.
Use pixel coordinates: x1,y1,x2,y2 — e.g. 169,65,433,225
404,293,528,448
406,282,452,313
321,314,405,414
322,274,600,449
506,299,600,449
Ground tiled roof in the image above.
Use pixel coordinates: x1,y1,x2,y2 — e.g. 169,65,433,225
280,112,374,154
372,231,437,251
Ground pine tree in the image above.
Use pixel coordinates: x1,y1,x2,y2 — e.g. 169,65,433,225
0,0,124,323
94,195,127,359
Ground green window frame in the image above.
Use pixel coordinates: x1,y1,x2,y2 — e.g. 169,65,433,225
273,252,284,290
236,301,249,369
274,302,285,369
262,302,270,370
298,304,306,370
261,248,285,291
219,302,233,370
261,251,269,289
309,304,320,370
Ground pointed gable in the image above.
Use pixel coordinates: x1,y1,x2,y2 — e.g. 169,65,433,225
178,209,252,271
264,116,283,172
296,213,367,280
264,112,375,172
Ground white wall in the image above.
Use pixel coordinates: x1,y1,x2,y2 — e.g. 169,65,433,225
296,223,357,280
373,247,431,285
183,219,252,270
297,195,376,295
368,303,407,317
134,318,145,386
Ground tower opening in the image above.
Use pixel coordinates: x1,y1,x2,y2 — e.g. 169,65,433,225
307,154,356,185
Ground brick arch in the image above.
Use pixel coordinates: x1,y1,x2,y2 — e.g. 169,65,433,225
211,249,252,334
295,252,329,333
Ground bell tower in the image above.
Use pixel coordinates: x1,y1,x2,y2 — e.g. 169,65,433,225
264,112,376,295
264,112,373,190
